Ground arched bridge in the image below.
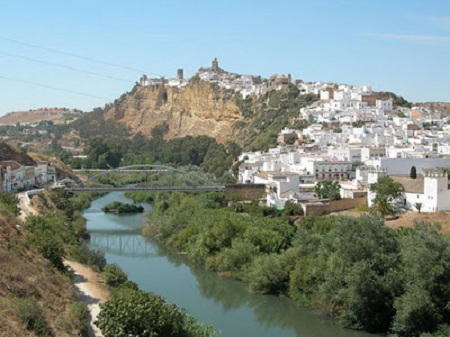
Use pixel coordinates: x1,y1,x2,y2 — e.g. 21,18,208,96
69,164,225,193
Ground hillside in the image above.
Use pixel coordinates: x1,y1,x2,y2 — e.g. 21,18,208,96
414,102,450,118
0,196,85,337
0,140,36,165
0,109,82,126
75,79,318,150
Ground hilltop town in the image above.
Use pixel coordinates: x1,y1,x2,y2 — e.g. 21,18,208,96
130,59,450,215
1,58,450,215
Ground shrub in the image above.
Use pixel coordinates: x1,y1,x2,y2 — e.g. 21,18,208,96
103,264,128,287
13,298,50,336
69,301,89,334
96,289,184,337
69,244,106,271
96,289,221,337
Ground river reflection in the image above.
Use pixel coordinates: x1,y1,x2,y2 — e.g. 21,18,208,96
85,192,381,337
153,243,380,337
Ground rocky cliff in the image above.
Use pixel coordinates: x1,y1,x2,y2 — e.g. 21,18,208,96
104,81,242,143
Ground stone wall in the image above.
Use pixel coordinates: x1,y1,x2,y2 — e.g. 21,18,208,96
302,196,367,216
224,184,266,201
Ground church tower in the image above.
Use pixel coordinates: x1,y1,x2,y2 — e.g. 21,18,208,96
177,68,184,80
212,58,219,72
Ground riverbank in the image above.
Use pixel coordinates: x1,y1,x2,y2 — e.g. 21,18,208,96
65,260,109,337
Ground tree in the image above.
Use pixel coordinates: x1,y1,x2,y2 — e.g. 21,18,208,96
283,201,304,216
95,289,220,337
410,166,417,179
370,176,404,218
415,202,423,213
314,180,341,200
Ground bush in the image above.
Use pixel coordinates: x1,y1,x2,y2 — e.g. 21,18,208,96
243,250,296,295
13,298,50,336
103,264,128,287
69,301,89,334
283,201,304,216
95,289,185,337
0,191,19,216
95,289,221,337
68,244,106,271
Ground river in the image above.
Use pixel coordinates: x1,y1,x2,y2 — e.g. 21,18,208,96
84,192,381,337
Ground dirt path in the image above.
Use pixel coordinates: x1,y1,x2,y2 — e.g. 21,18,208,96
16,191,38,222
16,191,109,337
65,260,109,337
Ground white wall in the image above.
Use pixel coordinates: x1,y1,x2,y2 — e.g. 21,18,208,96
365,158,450,175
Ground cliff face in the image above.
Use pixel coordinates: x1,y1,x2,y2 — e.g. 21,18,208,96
104,81,242,143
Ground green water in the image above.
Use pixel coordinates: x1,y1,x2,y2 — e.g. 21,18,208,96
84,192,382,337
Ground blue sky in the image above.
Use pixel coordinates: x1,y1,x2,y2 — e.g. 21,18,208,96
1,0,449,115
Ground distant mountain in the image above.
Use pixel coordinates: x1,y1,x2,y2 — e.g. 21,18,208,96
0,108,82,126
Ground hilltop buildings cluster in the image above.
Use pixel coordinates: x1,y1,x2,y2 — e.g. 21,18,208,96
131,59,450,214
236,82,450,214
3,59,449,214
139,58,291,98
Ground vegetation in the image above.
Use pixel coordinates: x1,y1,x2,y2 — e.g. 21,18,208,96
103,263,129,287
370,176,405,218
314,180,341,200
234,86,317,151
144,192,450,336
0,188,101,335
410,166,417,179
415,202,423,213
101,201,144,214
0,191,20,216
68,133,240,180
13,297,50,336
96,255,220,336
95,288,221,337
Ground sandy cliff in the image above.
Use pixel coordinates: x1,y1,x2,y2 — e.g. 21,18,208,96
104,81,242,143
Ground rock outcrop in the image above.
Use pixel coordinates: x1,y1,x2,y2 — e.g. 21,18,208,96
104,81,242,143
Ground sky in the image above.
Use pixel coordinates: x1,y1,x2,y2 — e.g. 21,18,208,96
1,0,449,115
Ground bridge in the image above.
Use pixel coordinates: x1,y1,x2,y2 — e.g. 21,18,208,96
68,186,225,193
67,164,225,194
88,228,157,257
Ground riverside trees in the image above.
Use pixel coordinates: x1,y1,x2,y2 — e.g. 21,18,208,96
145,192,450,336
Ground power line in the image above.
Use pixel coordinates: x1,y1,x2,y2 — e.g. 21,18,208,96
0,36,164,77
0,75,110,100
0,52,135,84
